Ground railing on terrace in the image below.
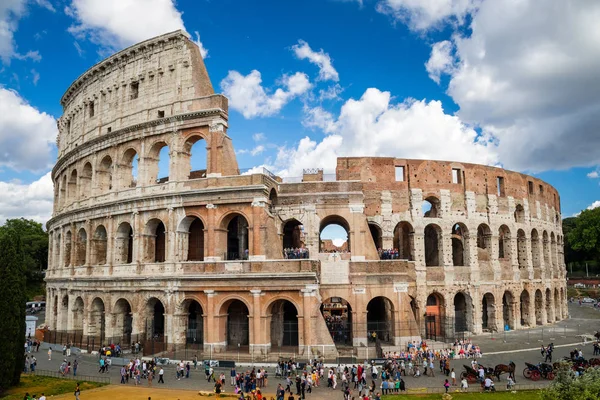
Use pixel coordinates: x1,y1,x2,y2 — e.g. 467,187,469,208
32,369,111,384
238,167,277,180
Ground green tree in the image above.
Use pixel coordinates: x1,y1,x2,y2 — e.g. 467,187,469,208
566,207,600,264
0,225,26,394
542,362,600,400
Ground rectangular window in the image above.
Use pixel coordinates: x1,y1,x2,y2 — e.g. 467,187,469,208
157,110,165,118
452,168,462,184
395,166,405,182
89,101,94,118
539,184,544,194
497,176,505,197
107,127,112,133
528,181,534,194
130,82,139,100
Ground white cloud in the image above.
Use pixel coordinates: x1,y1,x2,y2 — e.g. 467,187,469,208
423,0,600,172
252,133,266,142
35,0,55,12
425,40,454,84
0,172,53,225
587,201,600,210
292,40,339,82
66,0,185,50
221,70,311,118
0,88,57,172
302,106,336,134
318,84,343,101
237,145,266,157
376,0,480,32
588,170,599,179
73,41,84,57
272,88,497,177
31,68,40,85
192,31,208,59
14,50,41,61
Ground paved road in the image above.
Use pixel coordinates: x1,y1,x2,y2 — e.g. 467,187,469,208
27,303,600,395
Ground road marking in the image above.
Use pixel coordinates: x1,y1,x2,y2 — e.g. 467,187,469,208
485,341,589,355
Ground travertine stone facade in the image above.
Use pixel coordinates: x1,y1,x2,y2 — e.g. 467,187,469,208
46,31,567,357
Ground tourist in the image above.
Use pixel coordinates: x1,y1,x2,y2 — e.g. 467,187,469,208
74,383,81,400
507,376,515,390
47,347,52,361
451,368,456,386
231,367,237,386
158,367,165,383
444,379,450,393
215,379,222,399
73,359,77,376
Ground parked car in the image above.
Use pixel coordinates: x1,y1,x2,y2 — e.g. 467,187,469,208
581,297,597,304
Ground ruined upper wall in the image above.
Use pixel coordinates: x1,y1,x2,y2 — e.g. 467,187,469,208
56,30,217,157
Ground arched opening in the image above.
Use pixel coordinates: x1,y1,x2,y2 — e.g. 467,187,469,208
188,218,205,261
68,169,78,201
550,233,557,270
76,228,87,266
481,293,496,332
183,300,204,345
502,291,515,330
89,298,106,341
114,299,133,344
367,297,395,344
393,221,414,261
96,155,113,193
554,288,560,322
454,292,473,335
319,216,350,252
60,175,67,207
520,290,531,327
422,196,440,218
451,223,469,267
59,295,69,330
146,141,170,184
498,225,511,260
545,288,553,323
225,214,249,260
424,224,442,266
144,219,166,263
517,229,527,269
64,231,72,267
91,225,107,265
543,231,550,275
184,136,207,179
80,162,92,198
477,224,492,261
120,148,139,188
531,229,541,269
425,293,445,340
369,223,383,251
54,233,61,269
115,222,134,264
282,219,306,258
269,300,299,348
534,289,544,325
269,189,277,213
560,287,565,318
72,297,84,332
226,300,249,347
321,297,352,346
409,296,419,327
514,204,525,223
146,298,165,339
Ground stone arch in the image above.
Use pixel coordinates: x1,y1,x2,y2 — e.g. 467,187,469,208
178,216,205,261
451,223,470,267
367,296,395,344
425,292,445,340
520,289,531,327
146,140,170,184
76,228,87,266
91,225,108,265
454,291,473,334
534,289,544,325
180,299,204,345
219,299,250,348
502,290,516,330
554,288,560,322
517,229,527,269
321,297,352,345
145,297,166,339
120,148,139,188
80,162,93,198
368,222,383,250
59,294,69,330
269,188,278,207
53,232,61,269
60,175,67,208
545,288,553,323
282,219,304,250
498,225,511,260
182,134,208,179
481,292,497,331
89,297,106,340
113,298,133,344
220,212,249,260
267,299,299,348
319,215,351,252
476,224,492,261
514,204,525,223
542,231,550,270
393,221,414,261
531,229,541,269
422,196,440,218
68,169,78,201
64,230,72,267
96,155,113,193
424,223,442,266
550,233,557,270
72,296,84,332
115,222,134,264
144,218,166,263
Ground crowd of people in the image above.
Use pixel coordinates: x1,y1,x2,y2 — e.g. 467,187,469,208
323,315,351,344
382,339,483,363
377,248,400,260
283,248,309,259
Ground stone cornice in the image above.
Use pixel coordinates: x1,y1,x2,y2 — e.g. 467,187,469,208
60,30,189,107
52,107,226,178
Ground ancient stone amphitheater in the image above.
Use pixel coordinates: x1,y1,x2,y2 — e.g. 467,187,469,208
45,30,567,358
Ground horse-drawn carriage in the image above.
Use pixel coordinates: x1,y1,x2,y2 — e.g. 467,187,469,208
523,362,555,381
461,362,516,383
460,364,493,383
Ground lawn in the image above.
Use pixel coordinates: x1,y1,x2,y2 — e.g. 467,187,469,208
2,374,107,400
383,390,542,400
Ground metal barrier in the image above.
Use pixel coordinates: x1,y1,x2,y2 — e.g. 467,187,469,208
32,369,111,384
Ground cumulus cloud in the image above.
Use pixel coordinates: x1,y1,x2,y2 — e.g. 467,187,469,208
193,31,208,59
0,172,54,224
0,88,57,172
587,201,600,210
66,0,185,50
425,40,454,84
0,0,48,64
271,88,497,177
422,0,600,172
221,70,311,118
238,145,265,156
292,40,339,82
252,133,266,142
588,169,599,179
376,0,480,32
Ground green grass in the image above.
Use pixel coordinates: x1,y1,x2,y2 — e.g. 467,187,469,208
2,374,107,400
383,390,542,400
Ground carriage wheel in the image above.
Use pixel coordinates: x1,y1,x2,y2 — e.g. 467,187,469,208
523,368,532,379
531,371,541,381
546,372,555,380
467,374,478,384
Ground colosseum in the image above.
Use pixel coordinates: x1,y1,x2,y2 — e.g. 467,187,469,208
45,30,567,358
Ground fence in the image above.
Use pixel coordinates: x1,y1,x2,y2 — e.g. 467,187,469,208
32,369,112,384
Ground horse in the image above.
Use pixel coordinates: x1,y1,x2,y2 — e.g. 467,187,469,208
494,361,516,382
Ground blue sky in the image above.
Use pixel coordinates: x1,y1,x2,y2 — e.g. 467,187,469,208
1,0,600,224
